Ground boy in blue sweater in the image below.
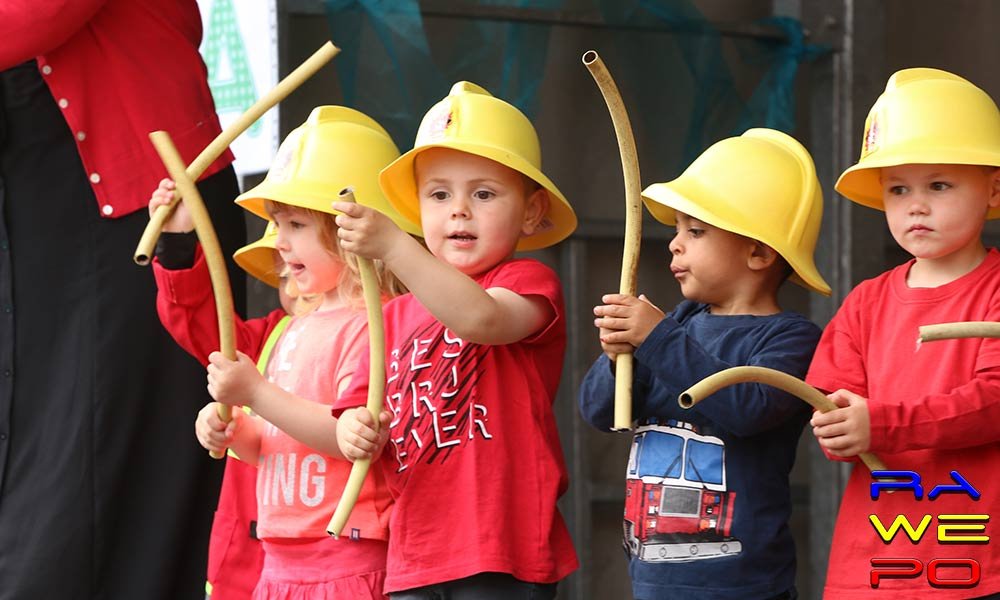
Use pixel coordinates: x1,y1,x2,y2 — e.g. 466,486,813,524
579,129,829,600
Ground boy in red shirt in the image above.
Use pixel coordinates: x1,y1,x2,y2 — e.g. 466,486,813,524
333,82,579,598
808,68,1000,598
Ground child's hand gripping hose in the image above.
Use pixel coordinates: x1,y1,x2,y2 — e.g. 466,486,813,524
679,366,888,472
134,42,340,265
583,50,642,432
327,188,386,538
149,131,236,459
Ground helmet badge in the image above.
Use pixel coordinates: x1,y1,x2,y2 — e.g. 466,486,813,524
419,100,453,144
863,115,879,157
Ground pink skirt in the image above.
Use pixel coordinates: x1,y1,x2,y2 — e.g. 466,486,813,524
253,537,388,600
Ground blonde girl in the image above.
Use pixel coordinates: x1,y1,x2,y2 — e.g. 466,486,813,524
155,106,419,600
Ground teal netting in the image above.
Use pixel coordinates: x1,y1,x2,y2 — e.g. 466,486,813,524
323,0,828,176
324,0,562,146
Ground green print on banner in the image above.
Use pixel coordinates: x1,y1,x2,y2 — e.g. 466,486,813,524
202,0,261,136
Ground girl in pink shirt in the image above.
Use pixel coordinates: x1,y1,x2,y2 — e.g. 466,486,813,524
155,106,419,600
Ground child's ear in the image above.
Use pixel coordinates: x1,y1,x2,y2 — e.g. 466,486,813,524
747,241,779,272
521,188,550,236
988,167,1000,209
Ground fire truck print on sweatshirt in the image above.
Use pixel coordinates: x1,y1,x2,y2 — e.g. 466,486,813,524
384,321,492,475
624,419,742,562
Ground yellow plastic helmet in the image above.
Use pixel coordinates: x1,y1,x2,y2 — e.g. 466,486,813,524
379,81,577,251
233,220,280,288
235,106,422,235
836,68,1000,218
642,128,831,296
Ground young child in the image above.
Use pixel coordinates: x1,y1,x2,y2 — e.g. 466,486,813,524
808,68,1000,598
331,81,579,598
578,128,830,599
152,219,296,600
152,105,419,600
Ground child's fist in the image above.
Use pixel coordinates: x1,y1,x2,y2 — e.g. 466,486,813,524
336,407,392,461
195,402,241,454
593,293,665,356
207,351,264,408
148,178,193,233
333,201,404,261
810,389,871,457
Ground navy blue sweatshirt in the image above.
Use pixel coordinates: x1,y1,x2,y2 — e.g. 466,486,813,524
579,301,821,600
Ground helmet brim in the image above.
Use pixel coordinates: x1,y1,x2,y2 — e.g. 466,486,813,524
642,182,831,296
836,149,1000,220
380,142,577,252
233,233,280,288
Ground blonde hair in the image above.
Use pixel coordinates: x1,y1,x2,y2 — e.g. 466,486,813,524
265,200,405,310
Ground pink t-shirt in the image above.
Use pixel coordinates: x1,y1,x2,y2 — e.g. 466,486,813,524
336,259,579,593
807,249,1000,598
256,306,392,541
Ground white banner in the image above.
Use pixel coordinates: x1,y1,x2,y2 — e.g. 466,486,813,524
197,0,279,182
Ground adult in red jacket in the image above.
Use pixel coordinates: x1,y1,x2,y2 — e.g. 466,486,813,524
0,1,246,598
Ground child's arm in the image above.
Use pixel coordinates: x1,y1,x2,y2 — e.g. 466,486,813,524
859,368,1000,454
334,202,551,345
155,254,280,363
150,180,277,364
806,284,1000,456
328,336,393,460
807,372,1000,459
206,351,390,460
207,350,348,458
628,310,820,436
578,351,656,430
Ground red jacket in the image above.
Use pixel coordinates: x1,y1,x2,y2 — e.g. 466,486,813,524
155,250,286,599
0,0,233,218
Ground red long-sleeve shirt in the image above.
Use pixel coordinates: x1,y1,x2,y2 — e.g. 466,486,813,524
154,248,285,365
154,249,286,600
807,249,1000,598
0,0,233,218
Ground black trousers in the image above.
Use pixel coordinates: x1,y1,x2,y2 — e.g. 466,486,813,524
0,61,246,599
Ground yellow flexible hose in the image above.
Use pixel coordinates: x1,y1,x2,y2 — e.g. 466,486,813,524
583,50,643,432
135,42,340,265
327,188,386,537
918,321,1000,343
679,366,887,472
150,131,236,460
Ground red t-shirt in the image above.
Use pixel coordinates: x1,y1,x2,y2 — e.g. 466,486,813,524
0,0,233,218
807,249,1000,598
336,258,579,593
